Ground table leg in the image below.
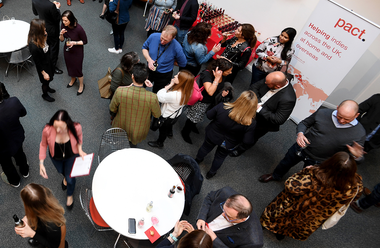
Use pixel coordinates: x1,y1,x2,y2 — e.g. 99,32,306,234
114,233,121,248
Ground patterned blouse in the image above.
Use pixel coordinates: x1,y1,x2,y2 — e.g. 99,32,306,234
255,36,295,73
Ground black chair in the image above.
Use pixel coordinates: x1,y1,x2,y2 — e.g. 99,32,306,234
167,153,203,215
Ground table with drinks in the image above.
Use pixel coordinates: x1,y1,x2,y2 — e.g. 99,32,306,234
92,148,185,245
193,2,261,62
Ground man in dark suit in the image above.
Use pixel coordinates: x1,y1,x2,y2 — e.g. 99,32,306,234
231,71,296,156
196,187,263,248
32,0,63,74
357,94,380,152
0,85,29,188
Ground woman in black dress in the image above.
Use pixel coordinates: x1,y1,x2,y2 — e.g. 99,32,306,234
14,183,68,248
59,10,88,95
28,19,56,102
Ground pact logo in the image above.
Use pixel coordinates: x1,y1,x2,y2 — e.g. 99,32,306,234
334,18,366,41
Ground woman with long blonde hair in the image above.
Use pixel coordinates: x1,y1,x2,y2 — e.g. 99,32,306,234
195,91,258,179
14,183,68,247
148,70,194,148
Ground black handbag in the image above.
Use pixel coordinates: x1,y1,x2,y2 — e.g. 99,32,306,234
105,1,120,24
150,107,183,131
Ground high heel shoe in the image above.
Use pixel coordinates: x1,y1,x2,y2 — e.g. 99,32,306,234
61,179,67,191
77,84,85,95
67,78,77,88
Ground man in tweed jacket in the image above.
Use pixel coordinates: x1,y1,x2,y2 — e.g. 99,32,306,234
110,63,161,146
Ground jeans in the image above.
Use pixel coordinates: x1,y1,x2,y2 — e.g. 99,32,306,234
196,137,230,174
358,183,380,209
112,22,128,50
174,24,188,45
50,153,79,196
272,143,320,180
250,65,268,85
0,146,29,185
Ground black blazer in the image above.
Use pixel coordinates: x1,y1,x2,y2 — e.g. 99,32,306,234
175,0,198,30
205,103,256,149
358,94,380,149
32,0,61,36
197,187,264,248
249,78,296,132
0,97,27,156
29,42,54,82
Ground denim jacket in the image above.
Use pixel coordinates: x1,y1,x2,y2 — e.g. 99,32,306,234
182,33,215,67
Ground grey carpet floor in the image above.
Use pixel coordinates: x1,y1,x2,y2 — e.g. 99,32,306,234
0,1,379,247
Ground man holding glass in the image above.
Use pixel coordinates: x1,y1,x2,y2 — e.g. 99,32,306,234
196,187,263,248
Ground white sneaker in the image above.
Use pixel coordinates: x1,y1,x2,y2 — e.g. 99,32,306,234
1,172,20,188
117,49,122,54
108,48,120,54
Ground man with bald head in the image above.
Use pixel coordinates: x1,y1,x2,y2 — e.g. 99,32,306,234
231,71,296,156
196,186,263,248
259,100,366,183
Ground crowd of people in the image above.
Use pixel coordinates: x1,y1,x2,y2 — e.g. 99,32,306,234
1,1,380,247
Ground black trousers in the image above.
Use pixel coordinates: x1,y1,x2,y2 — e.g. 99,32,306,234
0,146,29,185
149,69,173,93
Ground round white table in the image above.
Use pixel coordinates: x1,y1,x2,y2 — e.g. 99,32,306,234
0,20,30,53
92,148,185,241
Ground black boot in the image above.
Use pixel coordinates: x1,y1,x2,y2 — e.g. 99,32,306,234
42,94,55,102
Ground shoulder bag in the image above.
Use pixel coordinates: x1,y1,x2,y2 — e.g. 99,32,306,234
97,67,124,99
105,0,120,24
150,106,184,131
187,72,205,106
322,186,359,230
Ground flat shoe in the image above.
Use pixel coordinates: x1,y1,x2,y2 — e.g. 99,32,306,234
77,84,85,95
148,141,164,148
48,87,56,93
350,201,363,213
61,179,67,191
28,238,39,247
181,130,193,144
206,171,216,179
99,14,105,19
42,94,55,102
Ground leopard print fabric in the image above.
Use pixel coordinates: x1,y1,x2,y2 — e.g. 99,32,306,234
260,168,363,241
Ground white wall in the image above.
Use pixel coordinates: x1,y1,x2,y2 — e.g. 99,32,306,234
206,0,380,106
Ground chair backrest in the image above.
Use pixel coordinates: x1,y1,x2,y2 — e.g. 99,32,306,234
78,186,112,231
9,47,31,64
98,127,130,164
167,153,204,215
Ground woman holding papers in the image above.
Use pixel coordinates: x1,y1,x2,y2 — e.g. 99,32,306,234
39,110,87,209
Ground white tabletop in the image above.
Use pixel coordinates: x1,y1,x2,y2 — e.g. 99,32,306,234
92,148,185,240
0,20,30,53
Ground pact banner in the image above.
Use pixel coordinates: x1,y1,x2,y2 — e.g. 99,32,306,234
288,0,380,123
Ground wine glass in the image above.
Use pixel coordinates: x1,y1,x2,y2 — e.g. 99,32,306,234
66,38,71,51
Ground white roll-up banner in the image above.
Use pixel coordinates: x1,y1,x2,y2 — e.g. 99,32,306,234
288,0,380,123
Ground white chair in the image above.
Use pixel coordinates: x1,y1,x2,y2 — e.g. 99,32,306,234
5,47,33,82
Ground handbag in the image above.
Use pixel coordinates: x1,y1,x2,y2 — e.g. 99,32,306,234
150,107,183,131
97,67,124,99
105,0,120,24
322,186,359,230
187,73,204,106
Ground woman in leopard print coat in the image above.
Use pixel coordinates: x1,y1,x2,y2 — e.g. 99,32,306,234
260,151,363,241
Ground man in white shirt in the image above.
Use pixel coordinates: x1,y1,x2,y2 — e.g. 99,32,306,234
196,187,263,248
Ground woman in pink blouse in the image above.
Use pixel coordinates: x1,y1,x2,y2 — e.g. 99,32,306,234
39,110,87,209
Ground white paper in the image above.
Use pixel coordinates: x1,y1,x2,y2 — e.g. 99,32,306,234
70,153,94,177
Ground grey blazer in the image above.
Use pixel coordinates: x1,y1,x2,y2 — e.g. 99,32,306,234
197,187,263,248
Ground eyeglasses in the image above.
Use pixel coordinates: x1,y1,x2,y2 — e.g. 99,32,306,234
220,202,239,222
